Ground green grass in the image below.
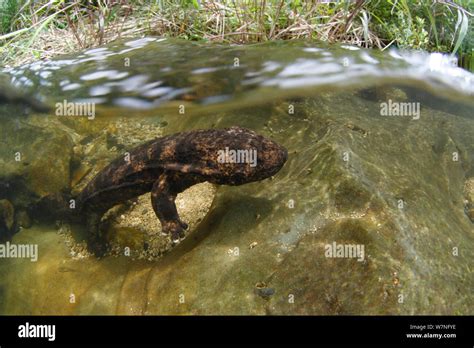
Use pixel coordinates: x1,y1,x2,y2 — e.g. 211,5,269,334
0,0,18,34
0,0,472,70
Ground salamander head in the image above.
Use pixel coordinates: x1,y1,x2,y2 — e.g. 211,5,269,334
207,127,288,185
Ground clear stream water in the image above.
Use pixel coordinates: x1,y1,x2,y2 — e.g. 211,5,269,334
0,37,473,314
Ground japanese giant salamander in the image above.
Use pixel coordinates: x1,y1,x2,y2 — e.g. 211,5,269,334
76,126,287,256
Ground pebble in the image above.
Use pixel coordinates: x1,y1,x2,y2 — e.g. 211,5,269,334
254,282,275,299
15,210,32,229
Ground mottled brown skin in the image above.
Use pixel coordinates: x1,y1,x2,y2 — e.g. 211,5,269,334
77,126,287,256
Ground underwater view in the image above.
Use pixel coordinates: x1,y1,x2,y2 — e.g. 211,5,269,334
0,36,473,316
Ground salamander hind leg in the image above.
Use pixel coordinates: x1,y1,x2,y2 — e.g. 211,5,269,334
151,174,189,244
85,211,108,258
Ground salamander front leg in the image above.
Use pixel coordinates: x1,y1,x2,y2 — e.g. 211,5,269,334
151,174,188,243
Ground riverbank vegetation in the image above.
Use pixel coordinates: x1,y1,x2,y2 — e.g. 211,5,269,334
0,0,472,69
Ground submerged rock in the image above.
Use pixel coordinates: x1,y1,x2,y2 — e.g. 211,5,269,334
0,115,74,208
104,182,216,260
15,210,31,229
0,199,15,242
464,177,474,222
0,200,15,230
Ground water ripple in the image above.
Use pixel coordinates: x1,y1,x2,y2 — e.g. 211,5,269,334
2,37,473,111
